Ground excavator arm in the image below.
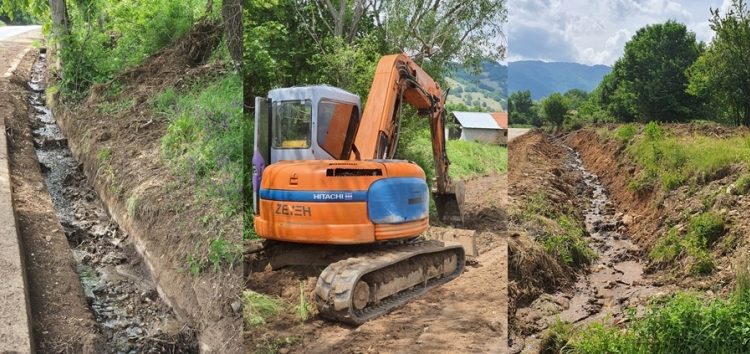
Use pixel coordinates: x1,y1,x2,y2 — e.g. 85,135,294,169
354,54,465,223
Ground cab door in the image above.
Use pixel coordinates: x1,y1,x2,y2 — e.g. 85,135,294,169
253,97,271,215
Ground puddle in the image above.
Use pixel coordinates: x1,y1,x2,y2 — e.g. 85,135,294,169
559,147,658,324
29,53,197,353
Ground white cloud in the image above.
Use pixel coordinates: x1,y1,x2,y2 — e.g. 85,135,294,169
508,0,724,65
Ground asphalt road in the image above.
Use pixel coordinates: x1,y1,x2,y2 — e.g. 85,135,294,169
0,25,40,41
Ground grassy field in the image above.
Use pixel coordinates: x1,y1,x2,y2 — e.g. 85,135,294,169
602,123,750,192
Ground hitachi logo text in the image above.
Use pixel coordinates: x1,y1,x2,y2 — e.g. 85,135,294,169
313,193,354,201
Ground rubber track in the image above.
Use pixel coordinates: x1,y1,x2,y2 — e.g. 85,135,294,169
314,239,465,325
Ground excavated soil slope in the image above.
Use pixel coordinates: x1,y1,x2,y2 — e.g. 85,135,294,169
566,127,750,294
48,22,242,352
246,174,509,353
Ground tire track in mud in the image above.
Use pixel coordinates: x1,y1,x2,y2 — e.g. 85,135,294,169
28,53,197,353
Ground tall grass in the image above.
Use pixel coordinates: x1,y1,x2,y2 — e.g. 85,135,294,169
627,122,750,191
159,73,243,216
397,127,508,182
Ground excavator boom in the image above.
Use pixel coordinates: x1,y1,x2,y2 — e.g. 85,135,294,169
355,54,465,223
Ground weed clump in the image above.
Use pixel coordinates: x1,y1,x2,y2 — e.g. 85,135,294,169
243,291,281,327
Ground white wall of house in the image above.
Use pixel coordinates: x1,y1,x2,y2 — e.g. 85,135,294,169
460,128,507,144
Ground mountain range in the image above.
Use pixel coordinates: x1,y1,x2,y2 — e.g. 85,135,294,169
446,60,611,108
508,61,611,100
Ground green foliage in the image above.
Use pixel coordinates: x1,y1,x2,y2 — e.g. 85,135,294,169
687,211,725,248
614,124,637,143
541,214,596,267
97,146,112,163
59,0,204,99
207,236,243,272
734,174,750,195
294,281,312,322
541,93,569,129
568,291,750,353
648,212,723,273
509,90,538,126
243,290,281,327
688,0,750,126
627,125,750,191
596,21,703,123
160,74,243,214
541,318,574,354
519,191,595,267
650,227,683,263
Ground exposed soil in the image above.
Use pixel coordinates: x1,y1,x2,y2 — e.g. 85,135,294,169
566,126,749,294
46,21,243,352
509,125,750,353
245,173,509,353
4,46,104,354
507,131,662,353
28,52,196,353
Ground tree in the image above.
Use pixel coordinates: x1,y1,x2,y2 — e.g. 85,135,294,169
688,0,750,126
509,90,535,125
541,93,568,129
222,0,243,68
601,21,703,122
562,89,589,111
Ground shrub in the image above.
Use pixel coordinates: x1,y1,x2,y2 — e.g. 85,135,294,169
615,124,637,143
541,215,596,267
650,227,683,263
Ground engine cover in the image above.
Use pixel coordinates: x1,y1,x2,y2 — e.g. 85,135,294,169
254,160,429,244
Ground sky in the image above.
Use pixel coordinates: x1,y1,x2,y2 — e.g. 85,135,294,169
507,0,733,66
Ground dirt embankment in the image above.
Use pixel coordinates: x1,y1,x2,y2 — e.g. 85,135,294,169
507,132,583,307
48,23,242,352
246,174,509,353
566,127,749,293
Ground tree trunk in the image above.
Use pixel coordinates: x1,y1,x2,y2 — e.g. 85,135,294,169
48,0,70,71
222,0,243,69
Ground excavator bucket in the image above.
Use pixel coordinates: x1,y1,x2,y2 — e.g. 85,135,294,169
433,180,465,224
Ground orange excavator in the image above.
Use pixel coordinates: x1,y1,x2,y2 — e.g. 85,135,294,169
252,54,466,324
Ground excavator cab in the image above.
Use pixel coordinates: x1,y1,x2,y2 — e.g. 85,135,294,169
252,86,362,214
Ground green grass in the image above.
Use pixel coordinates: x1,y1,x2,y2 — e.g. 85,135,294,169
561,288,750,353
518,191,595,267
294,281,312,322
160,73,243,214
626,122,750,191
207,235,243,272
445,140,508,179
243,290,281,327
541,215,597,267
649,212,724,274
734,174,750,195
397,127,507,182
650,227,683,263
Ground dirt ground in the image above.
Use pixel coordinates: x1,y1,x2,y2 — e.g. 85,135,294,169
566,127,749,294
3,47,104,352
245,173,509,353
508,126,750,352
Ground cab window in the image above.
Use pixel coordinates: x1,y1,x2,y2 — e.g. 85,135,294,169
273,100,312,148
317,100,360,159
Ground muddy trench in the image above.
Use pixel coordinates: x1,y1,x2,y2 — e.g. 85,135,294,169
559,146,659,324
28,53,197,353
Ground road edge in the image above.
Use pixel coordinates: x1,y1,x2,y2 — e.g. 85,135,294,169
0,54,34,353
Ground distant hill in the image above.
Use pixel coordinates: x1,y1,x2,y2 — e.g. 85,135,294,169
508,61,611,100
446,60,507,111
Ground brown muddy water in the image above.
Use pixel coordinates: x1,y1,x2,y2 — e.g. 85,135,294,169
28,53,197,353
560,147,658,324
